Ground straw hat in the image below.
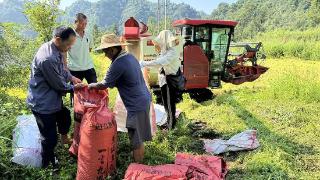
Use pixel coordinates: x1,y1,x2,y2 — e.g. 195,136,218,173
95,34,131,51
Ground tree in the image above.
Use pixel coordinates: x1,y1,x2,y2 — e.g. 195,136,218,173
308,0,320,26
92,24,101,46
147,16,174,36
110,23,120,36
0,23,36,68
0,24,3,38
1,23,24,58
210,0,314,40
147,17,158,36
92,24,118,48
23,0,62,42
0,23,13,69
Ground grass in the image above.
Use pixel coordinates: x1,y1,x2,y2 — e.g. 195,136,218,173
255,28,320,60
0,55,319,179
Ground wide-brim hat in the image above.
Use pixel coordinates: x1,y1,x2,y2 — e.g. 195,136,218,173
95,34,131,52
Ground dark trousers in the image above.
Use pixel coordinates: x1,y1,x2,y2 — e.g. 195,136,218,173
32,106,71,168
70,68,98,84
161,83,177,129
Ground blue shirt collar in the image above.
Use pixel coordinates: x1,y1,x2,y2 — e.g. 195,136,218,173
50,40,63,58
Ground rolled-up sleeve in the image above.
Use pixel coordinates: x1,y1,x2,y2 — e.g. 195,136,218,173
143,49,176,67
40,59,73,92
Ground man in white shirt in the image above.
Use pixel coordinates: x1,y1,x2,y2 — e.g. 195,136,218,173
67,13,97,84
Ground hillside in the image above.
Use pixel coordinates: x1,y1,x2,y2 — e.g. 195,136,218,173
63,0,205,28
0,0,205,28
0,0,27,24
210,0,318,39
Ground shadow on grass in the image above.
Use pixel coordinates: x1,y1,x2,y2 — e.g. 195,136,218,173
223,95,317,178
226,96,316,156
199,90,317,156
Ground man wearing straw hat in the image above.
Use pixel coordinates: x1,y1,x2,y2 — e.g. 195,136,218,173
87,34,152,162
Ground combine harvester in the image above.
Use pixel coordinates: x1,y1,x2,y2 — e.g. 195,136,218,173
122,17,268,102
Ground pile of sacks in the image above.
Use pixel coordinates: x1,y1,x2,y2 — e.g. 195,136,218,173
124,153,228,180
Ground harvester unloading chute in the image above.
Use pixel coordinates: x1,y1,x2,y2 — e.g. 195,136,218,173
224,42,268,85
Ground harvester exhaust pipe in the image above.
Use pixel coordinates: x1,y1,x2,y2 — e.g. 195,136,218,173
157,0,168,32
165,0,167,29
157,0,160,33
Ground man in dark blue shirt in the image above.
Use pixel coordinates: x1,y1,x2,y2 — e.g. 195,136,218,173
88,34,152,162
27,26,84,168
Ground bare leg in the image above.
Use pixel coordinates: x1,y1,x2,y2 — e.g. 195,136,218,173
61,134,72,145
133,144,145,163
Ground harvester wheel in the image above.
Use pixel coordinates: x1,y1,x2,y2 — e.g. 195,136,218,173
188,88,214,103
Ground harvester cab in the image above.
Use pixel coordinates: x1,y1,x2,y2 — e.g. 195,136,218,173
173,19,238,89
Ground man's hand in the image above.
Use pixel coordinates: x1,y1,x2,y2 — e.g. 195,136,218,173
88,83,97,90
74,83,87,90
71,76,82,84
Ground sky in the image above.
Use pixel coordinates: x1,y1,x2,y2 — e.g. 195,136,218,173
59,0,237,14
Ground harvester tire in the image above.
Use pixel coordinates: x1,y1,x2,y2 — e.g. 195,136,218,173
188,88,214,103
